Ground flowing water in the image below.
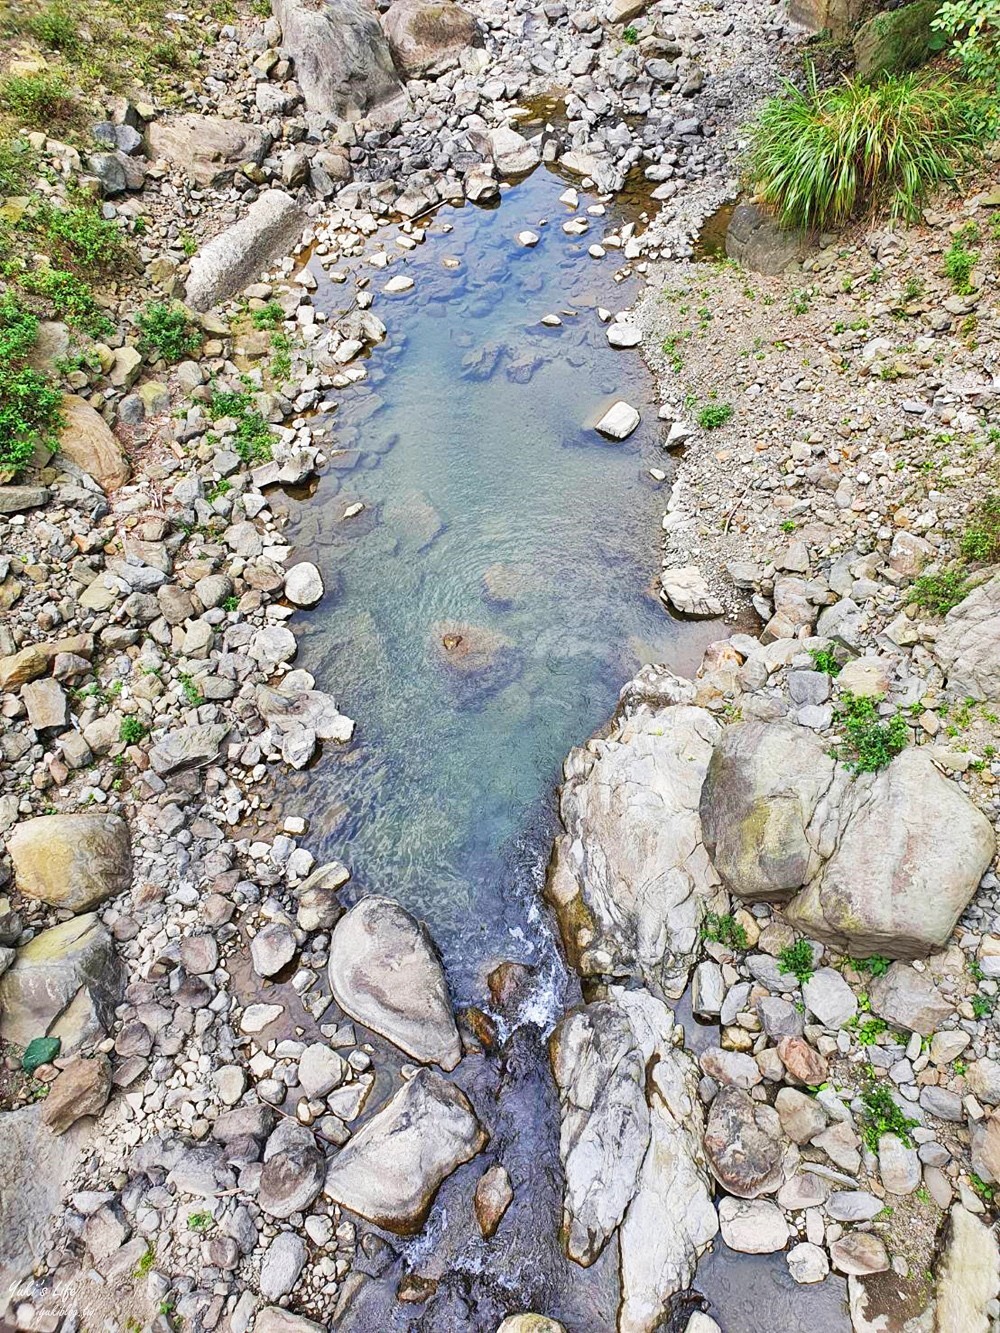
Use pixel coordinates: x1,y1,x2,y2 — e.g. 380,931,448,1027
271,165,850,1330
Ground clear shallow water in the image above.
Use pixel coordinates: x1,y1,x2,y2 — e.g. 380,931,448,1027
280,166,717,999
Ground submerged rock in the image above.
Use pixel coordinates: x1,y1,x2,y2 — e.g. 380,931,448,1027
6,812,131,912
327,896,462,1070
547,701,721,999
430,620,521,703
323,1068,487,1233
594,400,640,440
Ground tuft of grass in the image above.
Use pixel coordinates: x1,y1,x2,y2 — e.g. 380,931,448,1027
208,388,273,463
960,492,1000,563
0,293,64,477
777,938,815,984
135,302,202,363
21,266,112,337
908,567,970,615
622,24,638,43
701,911,749,951
251,300,285,330
835,691,909,774
0,137,34,193
746,65,989,229
0,70,78,127
41,202,127,271
27,3,82,53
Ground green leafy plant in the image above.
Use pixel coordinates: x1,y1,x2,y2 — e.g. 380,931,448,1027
222,594,239,612
41,202,127,271
778,938,815,984
136,302,202,363
835,692,909,773
854,1016,888,1046
780,519,797,533
21,267,112,337
909,567,970,615
944,230,980,294
746,65,988,228
178,673,204,707
251,300,285,330
932,0,1000,83
133,1245,155,1278
208,388,273,463
960,491,1000,562
186,1210,213,1232
971,993,994,1018
0,294,64,477
0,71,77,126
701,912,749,951
119,717,147,745
28,3,82,53
852,953,891,977
622,24,639,43
809,647,842,677
697,402,734,430
859,1079,919,1153
969,1171,996,1202
0,137,33,193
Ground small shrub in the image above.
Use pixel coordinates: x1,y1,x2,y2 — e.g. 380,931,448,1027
41,203,127,271
908,567,970,615
178,672,204,706
960,492,1000,563
777,939,815,984
944,234,979,293
746,66,987,229
809,647,841,677
28,3,81,53
701,912,749,951
859,1079,919,1153
972,993,994,1018
119,717,147,745
0,137,33,194
622,24,639,42
0,294,63,476
835,691,909,773
697,402,734,430
852,953,891,977
209,388,273,463
135,302,201,363
932,0,1000,83
251,300,285,330
21,267,112,336
0,71,77,127
186,1211,213,1233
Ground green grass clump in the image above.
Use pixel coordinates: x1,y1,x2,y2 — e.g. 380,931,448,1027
701,911,749,951
41,202,127,271
859,1078,919,1153
27,2,81,53
777,938,815,984
0,293,63,476
746,66,987,229
809,647,842,676
944,227,980,293
908,567,970,615
251,300,285,330
208,388,273,463
852,953,891,977
0,70,77,127
135,301,201,363
960,492,1000,563
622,24,638,43
835,691,909,774
697,402,734,430
0,137,33,193
118,717,147,745
21,266,112,336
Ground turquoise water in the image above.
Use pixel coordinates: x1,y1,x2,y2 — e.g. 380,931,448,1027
279,167,714,998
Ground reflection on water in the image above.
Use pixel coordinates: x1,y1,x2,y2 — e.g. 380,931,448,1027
284,167,716,999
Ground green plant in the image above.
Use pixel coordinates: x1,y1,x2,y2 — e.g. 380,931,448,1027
697,402,734,430
178,673,204,706
136,302,201,363
932,0,1000,83
960,492,1000,562
186,1210,213,1232
971,993,994,1018
0,71,77,126
852,953,891,977
27,2,82,52
969,1172,996,1202
41,202,127,271
701,912,749,951
780,519,797,533
835,692,909,773
208,388,273,463
809,647,842,677
746,65,988,229
222,594,239,612
21,267,112,337
909,567,970,615
0,137,33,193
859,1079,919,1153
777,939,815,984
119,717,147,745
251,300,285,330
179,231,198,257
133,1245,155,1278
661,332,684,373
854,1016,888,1046
944,233,980,294
0,294,63,477
622,24,638,42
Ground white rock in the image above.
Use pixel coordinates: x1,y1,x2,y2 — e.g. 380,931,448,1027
607,321,642,349
516,230,540,247
595,400,640,440
787,1241,830,1284
718,1197,789,1253
659,566,723,617
284,562,324,608
384,274,414,293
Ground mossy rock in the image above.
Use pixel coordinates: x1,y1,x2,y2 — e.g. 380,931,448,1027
853,0,939,78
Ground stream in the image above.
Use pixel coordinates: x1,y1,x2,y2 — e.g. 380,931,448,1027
269,163,850,1330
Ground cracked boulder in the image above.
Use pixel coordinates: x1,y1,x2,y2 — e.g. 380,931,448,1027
382,0,482,78
933,574,1000,701
272,0,405,121
547,698,721,999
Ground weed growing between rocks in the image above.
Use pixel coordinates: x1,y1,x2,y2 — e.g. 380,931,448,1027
944,221,981,292
809,646,842,676
909,566,971,614
0,70,78,128
777,938,815,983
701,911,749,950
135,301,203,363
208,388,274,463
0,293,63,477
860,1078,920,1152
19,266,112,337
697,401,734,429
835,691,910,773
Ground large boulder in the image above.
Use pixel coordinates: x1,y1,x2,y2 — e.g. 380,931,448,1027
547,701,721,1000
322,1068,486,1232
703,1086,789,1199
6,813,132,912
550,990,717,1331
788,0,866,37
725,203,808,276
185,191,306,313
272,0,405,121
933,575,1000,701
853,0,938,77
382,0,482,77
700,721,836,902
145,114,269,187
785,749,994,957
327,896,461,1069
56,395,129,491
934,1205,1000,1333
0,914,125,1050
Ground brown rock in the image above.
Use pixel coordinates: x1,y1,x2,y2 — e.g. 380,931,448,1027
57,395,129,492
41,1054,112,1134
704,1087,787,1199
6,813,131,912
830,1231,889,1275
474,1163,513,1238
776,1036,829,1085
0,634,93,691
146,114,269,188
486,961,534,1012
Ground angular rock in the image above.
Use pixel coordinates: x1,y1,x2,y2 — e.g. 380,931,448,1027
595,400,640,440
41,1054,112,1134
327,896,461,1069
547,702,720,1000
776,1035,828,1085
323,1068,486,1233
382,0,482,77
867,963,953,1036
935,576,1000,700
830,1232,889,1275
250,923,297,978
802,967,857,1029
56,395,129,491
297,1044,346,1099
878,1132,921,1194
186,191,306,313
272,0,404,120
659,566,723,618
935,1203,1000,1333
148,723,230,776
703,1087,787,1198
474,1163,513,1239
6,813,131,912
254,1313,325,1333
775,1088,827,1144
146,114,268,187
21,678,68,731
259,1231,307,1300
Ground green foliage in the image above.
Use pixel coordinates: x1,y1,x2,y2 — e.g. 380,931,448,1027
186,1210,213,1232
854,1016,888,1046
860,1078,919,1152
0,293,63,476
809,647,842,676
177,672,204,707
908,567,970,614
222,594,239,612
697,401,734,430
251,300,285,330
780,519,797,533
270,331,292,381
701,912,749,950
969,1172,996,1201
0,137,33,193
932,0,1000,82
208,388,273,463
135,302,201,363
944,229,980,293
27,3,81,53
41,202,126,271
777,938,815,984
133,1245,155,1278
852,953,891,977
971,993,994,1018
0,70,77,126
835,691,909,773
622,24,638,42
960,491,1000,562
21,266,112,336
22,1034,60,1073
746,65,988,229
119,717,147,745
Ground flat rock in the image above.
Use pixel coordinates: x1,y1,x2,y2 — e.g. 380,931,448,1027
704,1087,787,1199
146,114,268,187
327,896,461,1070
6,813,131,912
718,1197,788,1253
935,1204,1000,1333
934,575,1000,700
57,395,129,491
787,1242,829,1284
259,1231,307,1300
802,967,858,1029
382,0,482,77
595,400,640,439
251,923,297,978
830,1232,889,1275
323,1068,487,1233
659,566,723,617
149,723,230,776
41,1054,112,1134
254,1311,325,1333
258,1139,325,1219
867,963,953,1036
